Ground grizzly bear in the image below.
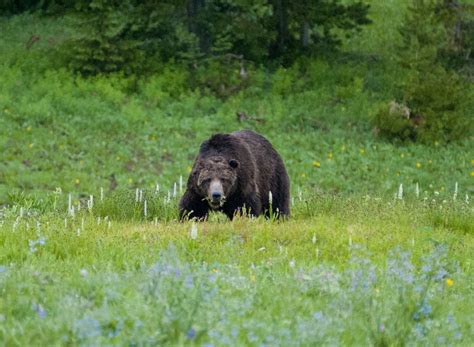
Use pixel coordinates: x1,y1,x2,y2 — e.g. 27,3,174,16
179,130,290,220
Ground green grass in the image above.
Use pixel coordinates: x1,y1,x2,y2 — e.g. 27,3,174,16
1,2,474,345
0,195,472,345
3,195,472,343
0,11,473,202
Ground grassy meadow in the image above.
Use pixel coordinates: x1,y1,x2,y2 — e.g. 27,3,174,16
1,1,474,346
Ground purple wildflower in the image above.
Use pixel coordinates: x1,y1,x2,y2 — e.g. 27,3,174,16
187,327,196,339
32,303,47,319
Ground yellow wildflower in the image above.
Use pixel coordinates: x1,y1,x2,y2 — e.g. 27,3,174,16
471,159,474,165
74,178,80,185
359,148,365,155
28,143,33,149
212,269,219,273
312,161,321,168
470,171,474,177
128,178,133,184
416,162,422,169
26,126,32,132
396,172,400,177
187,166,192,173
446,278,454,286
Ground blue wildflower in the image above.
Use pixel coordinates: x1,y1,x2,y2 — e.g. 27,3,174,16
185,275,193,288
313,311,324,321
434,269,448,281
74,317,102,339
186,327,196,340
28,237,47,253
414,299,432,320
32,303,47,319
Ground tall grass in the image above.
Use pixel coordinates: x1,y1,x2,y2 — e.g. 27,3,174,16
0,193,472,345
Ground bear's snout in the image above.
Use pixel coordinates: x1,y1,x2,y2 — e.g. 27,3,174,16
208,179,225,208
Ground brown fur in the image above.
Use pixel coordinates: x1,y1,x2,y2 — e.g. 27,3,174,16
179,130,290,220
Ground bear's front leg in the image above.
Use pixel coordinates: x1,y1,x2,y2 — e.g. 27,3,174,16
223,193,262,220
243,192,262,217
179,190,209,221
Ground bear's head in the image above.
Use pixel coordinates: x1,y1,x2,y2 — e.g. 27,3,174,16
194,156,239,209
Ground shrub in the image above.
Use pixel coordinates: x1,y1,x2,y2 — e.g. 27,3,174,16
374,66,472,143
373,0,474,144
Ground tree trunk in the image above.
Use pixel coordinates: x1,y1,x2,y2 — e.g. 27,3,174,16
270,0,290,58
186,0,208,53
302,21,310,49
443,0,463,49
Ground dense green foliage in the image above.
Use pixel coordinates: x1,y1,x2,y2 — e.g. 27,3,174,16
373,0,473,144
2,0,371,74
440,0,474,76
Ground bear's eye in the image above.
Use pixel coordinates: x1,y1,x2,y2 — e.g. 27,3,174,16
199,178,211,186
229,159,239,169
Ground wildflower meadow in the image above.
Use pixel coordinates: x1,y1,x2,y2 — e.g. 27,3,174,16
1,1,473,346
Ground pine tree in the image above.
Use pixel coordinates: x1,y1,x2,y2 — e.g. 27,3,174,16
374,0,472,144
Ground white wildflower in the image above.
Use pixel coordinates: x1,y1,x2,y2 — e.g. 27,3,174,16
397,184,403,200
68,193,72,215
88,195,94,210
190,223,198,240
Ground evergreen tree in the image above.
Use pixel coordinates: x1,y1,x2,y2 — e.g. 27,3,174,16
56,0,371,75
374,0,472,143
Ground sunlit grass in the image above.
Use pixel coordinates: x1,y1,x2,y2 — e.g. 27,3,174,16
0,193,472,345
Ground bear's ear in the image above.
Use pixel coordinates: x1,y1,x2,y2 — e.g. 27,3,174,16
229,159,239,169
